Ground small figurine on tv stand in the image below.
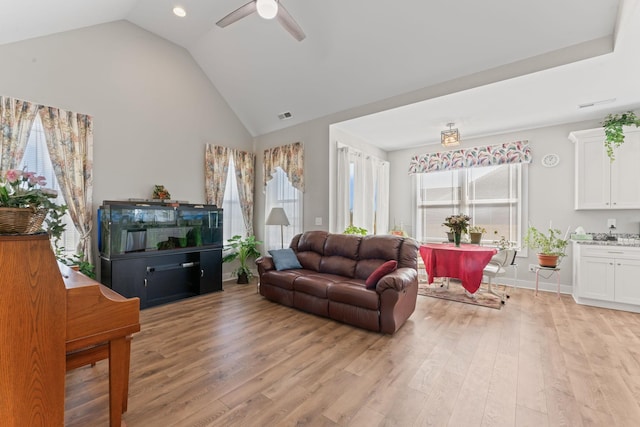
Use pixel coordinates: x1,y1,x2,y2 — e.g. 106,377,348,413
152,185,171,201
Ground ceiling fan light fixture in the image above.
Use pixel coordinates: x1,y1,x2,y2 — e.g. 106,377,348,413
441,122,460,147
172,6,186,18
256,0,278,20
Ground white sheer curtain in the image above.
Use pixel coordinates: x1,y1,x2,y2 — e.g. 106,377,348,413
336,144,389,234
335,146,350,232
376,161,390,234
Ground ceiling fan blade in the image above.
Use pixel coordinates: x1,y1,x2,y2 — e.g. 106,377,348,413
216,1,257,28
276,3,306,41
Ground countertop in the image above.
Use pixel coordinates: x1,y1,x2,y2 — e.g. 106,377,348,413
573,239,640,247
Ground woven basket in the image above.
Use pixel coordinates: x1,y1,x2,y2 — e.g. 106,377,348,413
0,207,48,234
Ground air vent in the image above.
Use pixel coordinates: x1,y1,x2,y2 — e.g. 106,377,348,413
278,111,293,120
578,98,616,109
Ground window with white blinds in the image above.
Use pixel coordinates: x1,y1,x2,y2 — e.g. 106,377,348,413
415,163,525,246
264,167,302,251
222,157,247,240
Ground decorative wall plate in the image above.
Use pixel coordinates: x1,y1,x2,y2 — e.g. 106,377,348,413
541,153,560,167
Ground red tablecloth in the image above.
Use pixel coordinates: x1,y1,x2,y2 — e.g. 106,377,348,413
419,243,498,293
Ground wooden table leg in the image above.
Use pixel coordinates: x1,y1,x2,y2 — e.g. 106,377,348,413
109,337,128,427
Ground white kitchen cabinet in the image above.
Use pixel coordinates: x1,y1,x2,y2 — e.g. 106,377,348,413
569,127,640,209
573,243,640,312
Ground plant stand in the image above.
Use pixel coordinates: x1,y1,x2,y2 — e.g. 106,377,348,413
534,266,560,298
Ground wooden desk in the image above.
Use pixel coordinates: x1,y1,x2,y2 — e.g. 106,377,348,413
419,243,497,293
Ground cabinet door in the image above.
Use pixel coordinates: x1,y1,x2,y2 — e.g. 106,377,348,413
199,248,222,294
574,136,610,209
614,258,640,305
610,129,640,209
578,256,615,301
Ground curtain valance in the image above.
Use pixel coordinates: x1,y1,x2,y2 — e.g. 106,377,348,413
408,140,531,174
264,142,304,192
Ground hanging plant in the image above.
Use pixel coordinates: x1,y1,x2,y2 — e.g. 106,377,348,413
602,111,640,161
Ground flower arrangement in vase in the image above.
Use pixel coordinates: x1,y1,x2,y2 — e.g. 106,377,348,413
443,213,470,247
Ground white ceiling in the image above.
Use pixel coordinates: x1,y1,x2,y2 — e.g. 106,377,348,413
2,0,639,151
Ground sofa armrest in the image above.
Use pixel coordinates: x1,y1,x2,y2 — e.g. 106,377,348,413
256,256,275,276
376,267,417,293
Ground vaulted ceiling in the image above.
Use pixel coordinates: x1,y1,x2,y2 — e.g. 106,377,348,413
2,0,639,150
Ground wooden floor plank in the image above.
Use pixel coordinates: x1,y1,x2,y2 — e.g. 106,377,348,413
64,281,640,426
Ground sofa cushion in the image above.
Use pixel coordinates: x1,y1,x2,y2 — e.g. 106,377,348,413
327,281,379,310
261,269,310,290
294,273,347,298
319,255,357,278
324,234,361,259
268,248,303,271
296,251,322,271
365,260,397,289
359,235,401,261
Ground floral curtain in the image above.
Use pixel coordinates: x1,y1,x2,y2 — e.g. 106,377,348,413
39,107,94,262
408,140,532,174
263,142,304,192
204,145,231,207
233,150,256,236
0,96,39,171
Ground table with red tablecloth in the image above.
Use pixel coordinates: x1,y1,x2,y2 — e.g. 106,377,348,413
419,243,498,293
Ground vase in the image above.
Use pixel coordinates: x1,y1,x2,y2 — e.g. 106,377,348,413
454,231,461,247
446,232,454,242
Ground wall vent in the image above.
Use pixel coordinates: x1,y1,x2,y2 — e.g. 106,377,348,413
278,111,293,120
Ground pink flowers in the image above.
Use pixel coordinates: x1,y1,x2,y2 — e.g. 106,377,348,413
0,169,57,209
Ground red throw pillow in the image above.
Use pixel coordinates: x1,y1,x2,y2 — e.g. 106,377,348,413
365,260,397,290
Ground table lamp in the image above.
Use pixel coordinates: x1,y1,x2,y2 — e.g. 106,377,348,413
266,207,290,248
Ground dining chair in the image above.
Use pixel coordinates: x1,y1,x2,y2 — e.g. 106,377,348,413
483,248,517,304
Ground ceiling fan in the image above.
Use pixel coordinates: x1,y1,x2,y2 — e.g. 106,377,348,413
216,0,306,41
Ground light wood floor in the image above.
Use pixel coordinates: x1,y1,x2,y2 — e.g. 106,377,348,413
65,282,640,426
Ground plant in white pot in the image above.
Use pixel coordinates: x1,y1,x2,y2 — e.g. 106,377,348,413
222,235,262,283
524,226,568,268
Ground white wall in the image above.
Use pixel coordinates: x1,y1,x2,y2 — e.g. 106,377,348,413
0,20,253,205
0,21,253,276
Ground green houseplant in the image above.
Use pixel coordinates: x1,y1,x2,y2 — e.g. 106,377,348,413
343,225,367,235
222,235,262,283
602,111,640,161
524,226,568,268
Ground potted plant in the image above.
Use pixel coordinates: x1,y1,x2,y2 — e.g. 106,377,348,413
468,225,486,244
343,225,367,235
602,111,640,161
0,169,62,234
222,234,262,283
524,226,568,268
443,213,470,247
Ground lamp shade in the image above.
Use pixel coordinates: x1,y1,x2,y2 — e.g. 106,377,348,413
266,207,290,226
256,0,278,19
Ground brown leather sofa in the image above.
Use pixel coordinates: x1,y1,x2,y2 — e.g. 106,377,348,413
256,230,419,334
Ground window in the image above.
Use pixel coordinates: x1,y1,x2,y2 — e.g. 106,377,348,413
265,167,302,250
222,157,247,240
415,164,525,246
19,115,80,254
336,145,389,234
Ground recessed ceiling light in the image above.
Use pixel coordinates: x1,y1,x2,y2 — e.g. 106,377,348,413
173,6,187,18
